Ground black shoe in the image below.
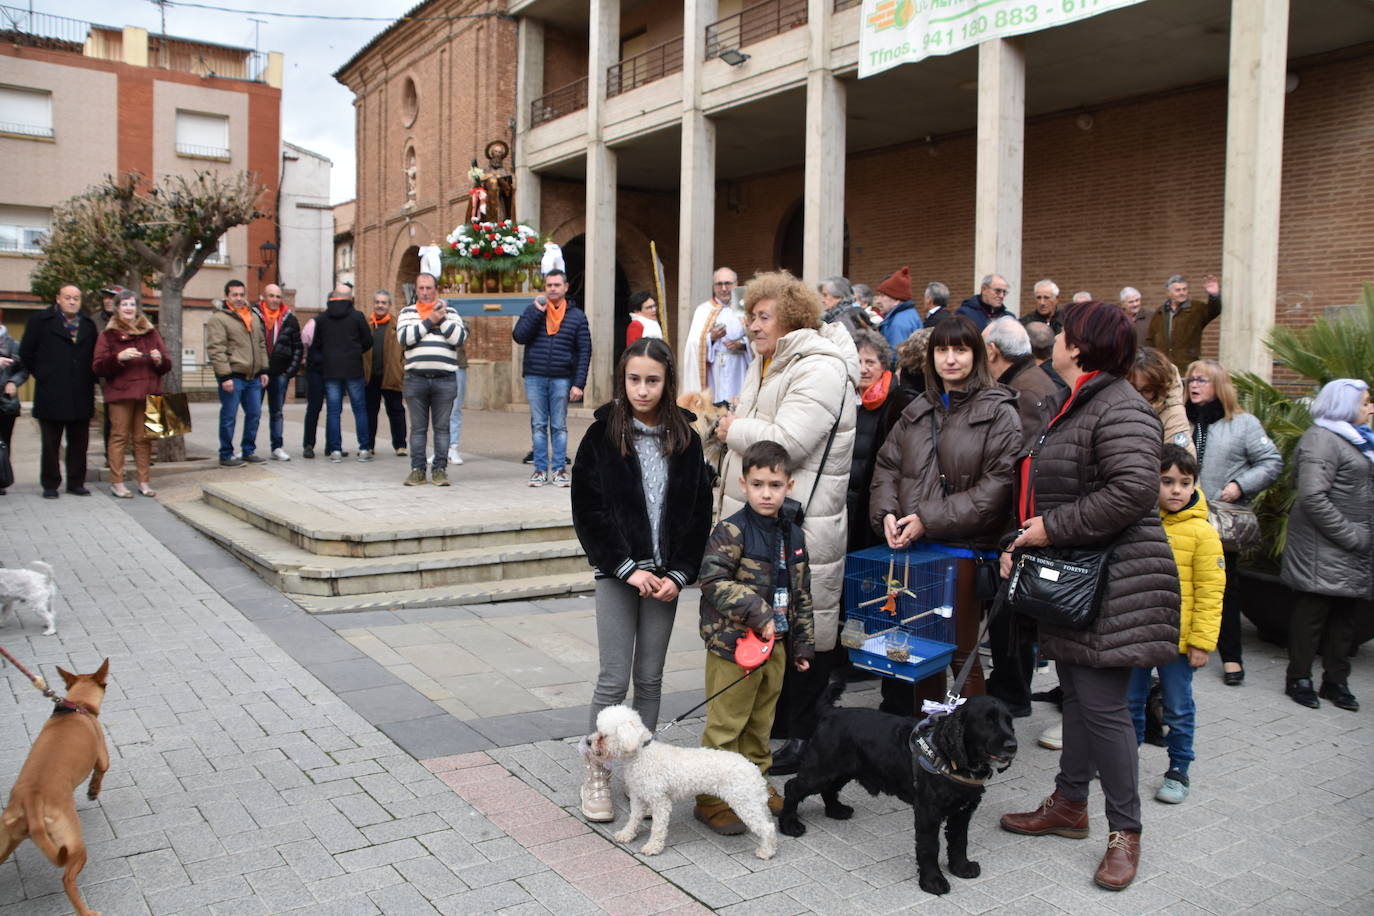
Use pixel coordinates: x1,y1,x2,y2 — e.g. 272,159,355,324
1286,678,1320,709
769,738,807,776
302,446,315,459
66,486,91,496
1319,682,1359,712
220,457,246,468
522,450,534,464
1223,667,1244,686
242,453,267,464
42,489,59,499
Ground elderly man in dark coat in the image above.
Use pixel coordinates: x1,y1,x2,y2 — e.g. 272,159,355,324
19,283,98,498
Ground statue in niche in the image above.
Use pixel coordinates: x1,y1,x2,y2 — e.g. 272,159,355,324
465,140,515,224
404,147,417,205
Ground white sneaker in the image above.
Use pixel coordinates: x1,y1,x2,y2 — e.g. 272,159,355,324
329,450,343,463
357,450,374,462
448,446,463,465
271,447,291,461
580,759,614,822
1038,719,1063,750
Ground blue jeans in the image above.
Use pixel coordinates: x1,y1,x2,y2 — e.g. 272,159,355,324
263,373,291,450
324,377,369,454
218,376,262,460
524,375,570,474
1128,654,1196,775
447,367,468,451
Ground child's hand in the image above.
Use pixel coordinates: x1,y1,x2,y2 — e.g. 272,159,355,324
758,620,775,641
795,658,810,672
626,569,661,597
1187,647,1209,668
650,577,679,602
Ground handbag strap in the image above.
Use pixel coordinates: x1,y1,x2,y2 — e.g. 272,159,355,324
929,409,951,496
803,389,847,517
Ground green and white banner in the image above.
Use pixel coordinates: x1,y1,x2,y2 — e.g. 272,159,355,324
858,0,1149,78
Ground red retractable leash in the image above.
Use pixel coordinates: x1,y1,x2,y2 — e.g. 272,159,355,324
648,629,776,743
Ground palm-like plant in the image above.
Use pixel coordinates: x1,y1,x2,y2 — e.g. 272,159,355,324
1234,281,1374,566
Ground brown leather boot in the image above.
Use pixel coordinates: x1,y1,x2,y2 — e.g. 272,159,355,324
1094,830,1141,890
999,789,1089,838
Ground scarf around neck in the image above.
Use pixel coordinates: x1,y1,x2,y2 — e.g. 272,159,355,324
228,303,255,333
368,312,392,330
861,370,892,410
1316,417,1374,465
545,297,567,336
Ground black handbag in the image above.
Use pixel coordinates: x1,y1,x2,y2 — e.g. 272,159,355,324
0,390,17,417
1006,546,1113,630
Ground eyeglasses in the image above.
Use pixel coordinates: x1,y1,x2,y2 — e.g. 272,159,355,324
1186,377,1211,385
988,287,1009,295
713,281,735,287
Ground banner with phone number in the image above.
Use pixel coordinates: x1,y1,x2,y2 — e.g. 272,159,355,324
858,0,1148,79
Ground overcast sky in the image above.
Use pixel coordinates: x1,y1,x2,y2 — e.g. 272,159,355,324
43,0,417,203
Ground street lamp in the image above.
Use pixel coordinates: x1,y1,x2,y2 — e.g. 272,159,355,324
258,240,278,282
718,48,750,66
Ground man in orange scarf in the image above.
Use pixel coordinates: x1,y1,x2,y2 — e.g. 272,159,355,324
255,283,303,461
206,279,270,468
511,270,590,487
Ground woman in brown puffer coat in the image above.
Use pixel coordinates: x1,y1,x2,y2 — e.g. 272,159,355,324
998,300,1180,893
869,315,1021,711
92,290,171,498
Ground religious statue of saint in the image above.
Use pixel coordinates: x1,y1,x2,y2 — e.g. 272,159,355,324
465,140,515,223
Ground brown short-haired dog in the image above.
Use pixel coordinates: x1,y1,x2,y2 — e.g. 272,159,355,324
0,659,111,916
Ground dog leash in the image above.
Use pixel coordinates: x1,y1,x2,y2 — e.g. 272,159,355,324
0,646,60,704
937,579,1008,711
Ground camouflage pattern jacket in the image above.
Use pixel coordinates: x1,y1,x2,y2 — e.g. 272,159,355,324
698,501,816,665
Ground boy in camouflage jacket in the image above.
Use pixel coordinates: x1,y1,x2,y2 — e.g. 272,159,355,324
694,441,816,835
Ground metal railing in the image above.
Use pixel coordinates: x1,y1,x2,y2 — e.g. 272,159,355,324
0,120,53,138
531,76,589,127
0,4,89,50
607,38,684,98
175,143,231,159
705,0,808,60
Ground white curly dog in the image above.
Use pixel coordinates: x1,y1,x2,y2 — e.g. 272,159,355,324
587,704,777,859
0,561,57,636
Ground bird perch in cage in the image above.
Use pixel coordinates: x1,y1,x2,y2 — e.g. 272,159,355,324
864,604,954,641
856,553,918,615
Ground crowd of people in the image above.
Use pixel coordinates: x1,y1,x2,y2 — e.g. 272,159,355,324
568,264,1373,894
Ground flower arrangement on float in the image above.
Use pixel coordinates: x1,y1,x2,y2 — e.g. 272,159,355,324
441,219,543,274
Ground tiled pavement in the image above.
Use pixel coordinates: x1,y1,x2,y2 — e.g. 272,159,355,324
1,417,1373,912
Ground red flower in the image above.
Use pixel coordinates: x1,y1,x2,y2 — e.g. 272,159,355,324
483,251,492,259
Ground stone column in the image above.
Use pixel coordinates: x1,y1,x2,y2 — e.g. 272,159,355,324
803,0,845,285
974,38,1025,316
677,0,718,354
1219,0,1289,380
514,17,544,230
584,0,620,405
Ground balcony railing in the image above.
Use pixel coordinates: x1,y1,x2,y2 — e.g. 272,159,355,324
705,0,808,60
0,4,88,51
176,143,231,160
607,38,684,98
0,120,53,138
531,77,589,127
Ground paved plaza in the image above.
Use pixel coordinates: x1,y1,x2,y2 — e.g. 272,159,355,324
0,403,1370,913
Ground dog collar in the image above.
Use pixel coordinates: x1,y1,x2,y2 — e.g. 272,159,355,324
51,698,96,717
910,732,990,787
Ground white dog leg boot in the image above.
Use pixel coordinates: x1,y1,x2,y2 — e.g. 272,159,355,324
580,759,614,822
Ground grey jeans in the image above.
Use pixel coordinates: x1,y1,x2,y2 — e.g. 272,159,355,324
402,371,457,471
590,577,679,732
1055,662,1141,833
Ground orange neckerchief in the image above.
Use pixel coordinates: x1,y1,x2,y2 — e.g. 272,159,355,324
861,370,892,410
545,297,567,336
228,303,255,333
259,302,283,331
368,312,392,330
414,299,438,323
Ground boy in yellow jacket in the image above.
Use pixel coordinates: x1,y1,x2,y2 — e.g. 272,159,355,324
1128,444,1224,804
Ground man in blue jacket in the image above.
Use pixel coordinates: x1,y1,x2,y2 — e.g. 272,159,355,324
873,266,922,355
956,272,1013,330
512,270,591,487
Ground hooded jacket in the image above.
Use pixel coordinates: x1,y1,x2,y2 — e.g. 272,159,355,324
1186,400,1282,506
870,384,1021,550
92,322,171,401
1145,361,1194,455
1015,372,1181,669
1160,488,1224,653
720,321,860,651
877,300,922,353
1280,426,1374,599
312,298,372,380
256,304,303,378
571,403,713,589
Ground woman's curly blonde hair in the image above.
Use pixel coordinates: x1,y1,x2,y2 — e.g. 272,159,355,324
742,270,821,334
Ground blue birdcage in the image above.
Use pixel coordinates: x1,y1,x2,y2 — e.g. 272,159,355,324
841,544,965,682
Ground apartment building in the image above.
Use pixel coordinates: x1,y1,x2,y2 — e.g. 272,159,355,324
0,7,282,371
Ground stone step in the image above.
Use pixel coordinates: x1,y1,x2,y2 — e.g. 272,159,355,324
201,478,576,557
289,574,595,614
169,497,595,601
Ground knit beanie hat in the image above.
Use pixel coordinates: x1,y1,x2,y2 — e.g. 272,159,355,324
877,266,911,302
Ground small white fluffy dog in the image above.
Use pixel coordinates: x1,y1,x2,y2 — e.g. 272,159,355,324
0,561,57,636
588,704,776,859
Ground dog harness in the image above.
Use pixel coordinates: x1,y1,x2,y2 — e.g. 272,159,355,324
909,727,991,788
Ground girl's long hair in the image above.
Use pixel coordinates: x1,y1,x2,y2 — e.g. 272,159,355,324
608,337,692,457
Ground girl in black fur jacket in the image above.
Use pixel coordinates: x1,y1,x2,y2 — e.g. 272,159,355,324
570,338,713,823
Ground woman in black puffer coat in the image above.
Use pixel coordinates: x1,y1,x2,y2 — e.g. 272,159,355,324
999,301,1180,893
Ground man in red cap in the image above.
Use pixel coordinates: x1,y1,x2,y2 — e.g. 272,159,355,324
872,266,922,353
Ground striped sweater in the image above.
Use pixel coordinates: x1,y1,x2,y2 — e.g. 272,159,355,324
396,304,467,373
